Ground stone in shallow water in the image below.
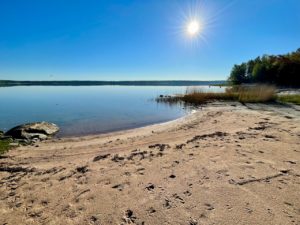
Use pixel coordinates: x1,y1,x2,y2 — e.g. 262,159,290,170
5,122,59,141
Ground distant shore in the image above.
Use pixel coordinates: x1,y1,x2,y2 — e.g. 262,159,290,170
0,80,226,87
0,102,299,225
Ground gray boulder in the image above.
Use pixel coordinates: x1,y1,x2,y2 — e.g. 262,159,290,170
5,122,59,141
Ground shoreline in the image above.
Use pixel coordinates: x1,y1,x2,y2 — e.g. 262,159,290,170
55,110,193,139
1,102,299,225
56,109,197,140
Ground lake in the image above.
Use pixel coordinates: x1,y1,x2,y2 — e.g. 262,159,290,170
0,85,225,137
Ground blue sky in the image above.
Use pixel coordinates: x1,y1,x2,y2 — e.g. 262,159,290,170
0,0,299,81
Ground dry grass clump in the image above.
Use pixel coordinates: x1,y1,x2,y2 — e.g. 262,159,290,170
228,85,276,103
277,94,300,105
182,89,237,104
157,85,276,105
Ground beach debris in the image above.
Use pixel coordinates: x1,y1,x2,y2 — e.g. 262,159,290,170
285,160,296,164
59,171,76,181
0,165,35,173
147,207,156,214
204,203,215,211
90,215,100,224
41,166,66,175
229,170,290,185
75,189,90,200
264,135,276,139
112,184,125,191
249,121,273,131
127,150,148,160
93,153,111,162
145,183,155,190
5,122,59,141
183,190,192,196
136,167,145,175
175,143,186,150
76,165,89,174
187,132,228,143
111,154,125,162
122,209,137,223
189,218,198,225
149,143,170,151
163,199,172,209
112,181,131,191
173,193,185,204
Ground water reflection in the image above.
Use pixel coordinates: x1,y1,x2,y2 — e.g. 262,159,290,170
0,85,224,136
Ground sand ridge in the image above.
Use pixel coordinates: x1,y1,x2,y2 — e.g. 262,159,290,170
0,103,300,225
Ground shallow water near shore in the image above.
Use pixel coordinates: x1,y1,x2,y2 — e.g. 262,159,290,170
0,85,225,137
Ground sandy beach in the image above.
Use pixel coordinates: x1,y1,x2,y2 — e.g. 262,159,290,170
1,102,300,225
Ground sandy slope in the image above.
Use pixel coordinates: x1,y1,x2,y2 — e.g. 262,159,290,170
0,103,300,225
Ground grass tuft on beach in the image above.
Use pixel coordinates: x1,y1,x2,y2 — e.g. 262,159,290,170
157,85,300,106
277,94,300,105
0,139,13,155
158,85,277,105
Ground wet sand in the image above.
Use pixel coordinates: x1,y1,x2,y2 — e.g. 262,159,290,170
1,102,300,225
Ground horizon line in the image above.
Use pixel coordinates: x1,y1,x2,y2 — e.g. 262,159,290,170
0,79,226,82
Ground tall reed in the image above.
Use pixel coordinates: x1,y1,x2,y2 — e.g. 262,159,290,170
157,85,276,105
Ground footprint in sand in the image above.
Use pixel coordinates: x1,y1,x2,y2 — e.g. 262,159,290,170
136,167,145,175
285,160,297,165
121,209,144,224
226,204,233,210
204,203,215,211
145,183,155,191
189,218,198,225
216,169,229,177
147,207,156,214
90,215,101,225
244,203,253,214
112,182,130,191
183,190,192,197
173,193,185,204
163,199,172,209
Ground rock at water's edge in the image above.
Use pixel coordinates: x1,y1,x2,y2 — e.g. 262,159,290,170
5,122,59,141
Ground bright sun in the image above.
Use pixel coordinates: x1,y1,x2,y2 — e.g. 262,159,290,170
187,20,201,36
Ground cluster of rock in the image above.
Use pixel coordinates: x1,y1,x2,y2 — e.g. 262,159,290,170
1,122,59,144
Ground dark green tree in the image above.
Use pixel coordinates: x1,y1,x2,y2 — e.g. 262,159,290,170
229,63,247,84
228,48,300,87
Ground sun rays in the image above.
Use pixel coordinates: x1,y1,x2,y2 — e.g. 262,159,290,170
187,20,202,36
169,0,235,47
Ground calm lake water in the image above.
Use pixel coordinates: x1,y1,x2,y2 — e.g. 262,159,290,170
0,86,224,137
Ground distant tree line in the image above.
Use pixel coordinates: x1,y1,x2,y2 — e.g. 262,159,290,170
228,48,300,87
0,80,226,87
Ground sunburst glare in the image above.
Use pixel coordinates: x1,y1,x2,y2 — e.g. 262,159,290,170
170,0,234,47
187,20,202,36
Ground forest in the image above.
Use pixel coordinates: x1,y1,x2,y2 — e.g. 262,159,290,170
228,48,300,87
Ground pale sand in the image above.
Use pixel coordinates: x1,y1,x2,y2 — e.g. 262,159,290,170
1,103,300,225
